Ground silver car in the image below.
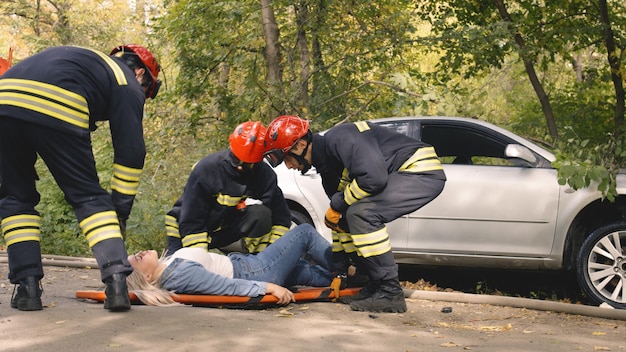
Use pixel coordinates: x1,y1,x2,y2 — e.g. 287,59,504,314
273,116,626,309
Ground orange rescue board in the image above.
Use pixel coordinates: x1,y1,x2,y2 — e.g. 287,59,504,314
76,286,361,306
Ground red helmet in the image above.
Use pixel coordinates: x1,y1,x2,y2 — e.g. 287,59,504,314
264,115,310,167
110,44,161,99
229,121,267,163
265,115,310,153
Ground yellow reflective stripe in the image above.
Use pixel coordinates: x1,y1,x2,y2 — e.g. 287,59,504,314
182,232,209,250
332,231,357,254
0,79,89,129
352,227,391,258
110,163,141,196
1,214,41,231
0,79,88,112
165,215,178,228
79,211,122,246
216,193,241,207
244,231,273,253
2,214,42,246
399,159,443,173
343,179,371,206
332,232,342,252
165,215,180,238
399,146,443,172
4,229,41,246
337,168,350,192
82,47,128,85
85,225,122,247
79,211,118,233
354,121,370,132
271,225,288,237
113,164,142,182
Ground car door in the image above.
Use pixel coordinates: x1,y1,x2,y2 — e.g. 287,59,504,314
401,120,560,257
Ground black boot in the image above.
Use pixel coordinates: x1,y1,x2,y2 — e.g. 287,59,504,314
11,276,43,311
103,273,131,312
338,280,378,304
349,278,406,313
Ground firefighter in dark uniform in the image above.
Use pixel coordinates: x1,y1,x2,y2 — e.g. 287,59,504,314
164,121,291,256
0,44,161,312
264,115,446,313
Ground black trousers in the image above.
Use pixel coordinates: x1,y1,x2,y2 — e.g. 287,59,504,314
166,204,272,254
0,118,131,282
341,171,446,282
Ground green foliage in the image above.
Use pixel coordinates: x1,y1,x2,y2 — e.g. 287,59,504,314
158,0,432,130
34,163,91,257
552,127,626,202
3,0,626,256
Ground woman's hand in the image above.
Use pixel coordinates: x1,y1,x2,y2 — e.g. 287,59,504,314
265,283,295,305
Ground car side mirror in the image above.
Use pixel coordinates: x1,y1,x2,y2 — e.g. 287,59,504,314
505,144,537,167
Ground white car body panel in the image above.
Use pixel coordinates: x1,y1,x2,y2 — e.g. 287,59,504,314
273,116,621,271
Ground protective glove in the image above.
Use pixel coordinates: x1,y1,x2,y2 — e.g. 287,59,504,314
324,207,342,232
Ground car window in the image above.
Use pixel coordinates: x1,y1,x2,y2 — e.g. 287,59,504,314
419,123,518,167
373,120,415,138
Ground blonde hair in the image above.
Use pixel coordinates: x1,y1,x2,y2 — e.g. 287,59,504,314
126,269,181,307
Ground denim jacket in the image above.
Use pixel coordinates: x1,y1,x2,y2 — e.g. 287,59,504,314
158,258,266,296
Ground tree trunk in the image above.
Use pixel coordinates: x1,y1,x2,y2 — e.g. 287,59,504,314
493,0,559,140
217,63,231,120
295,1,311,112
49,0,73,44
259,0,284,113
597,0,625,137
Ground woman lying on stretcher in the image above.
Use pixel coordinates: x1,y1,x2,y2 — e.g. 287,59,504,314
126,224,333,306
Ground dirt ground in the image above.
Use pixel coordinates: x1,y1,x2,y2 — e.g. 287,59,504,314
1,262,626,352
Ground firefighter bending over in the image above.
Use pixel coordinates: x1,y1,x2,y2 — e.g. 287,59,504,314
264,116,446,313
0,44,161,312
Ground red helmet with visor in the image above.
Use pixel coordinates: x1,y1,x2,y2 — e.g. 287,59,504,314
264,115,310,167
110,44,161,99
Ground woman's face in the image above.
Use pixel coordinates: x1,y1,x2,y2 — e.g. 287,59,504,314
128,250,160,276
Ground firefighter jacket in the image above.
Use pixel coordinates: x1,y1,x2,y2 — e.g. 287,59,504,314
310,121,445,213
0,46,147,220
170,149,291,241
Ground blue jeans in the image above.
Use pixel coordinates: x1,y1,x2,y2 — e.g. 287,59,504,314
229,224,332,287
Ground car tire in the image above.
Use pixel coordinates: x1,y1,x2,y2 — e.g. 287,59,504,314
576,221,626,309
290,208,313,228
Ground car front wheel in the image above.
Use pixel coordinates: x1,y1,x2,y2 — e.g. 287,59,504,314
576,222,626,309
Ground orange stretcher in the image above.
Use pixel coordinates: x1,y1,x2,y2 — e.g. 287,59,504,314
76,286,362,307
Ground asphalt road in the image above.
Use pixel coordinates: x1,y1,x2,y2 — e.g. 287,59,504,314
2,261,626,352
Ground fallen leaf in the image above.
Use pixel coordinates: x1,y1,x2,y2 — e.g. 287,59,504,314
479,323,512,332
592,331,607,336
593,347,610,351
441,342,460,347
278,308,293,315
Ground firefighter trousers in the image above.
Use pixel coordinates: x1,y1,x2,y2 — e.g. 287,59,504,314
0,118,132,283
165,204,273,255
336,170,446,282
